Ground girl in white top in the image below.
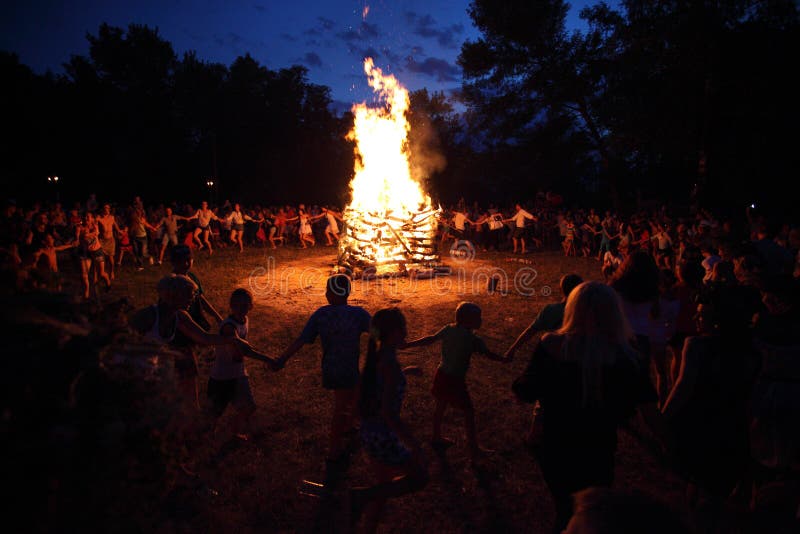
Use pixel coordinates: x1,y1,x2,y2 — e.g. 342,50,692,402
287,208,324,248
651,223,674,270
225,203,263,253
185,201,219,255
322,207,344,246
207,288,279,438
504,204,537,254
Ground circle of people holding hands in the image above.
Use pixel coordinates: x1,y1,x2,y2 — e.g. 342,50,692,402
1,191,799,533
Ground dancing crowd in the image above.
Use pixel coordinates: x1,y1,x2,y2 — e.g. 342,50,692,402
1,191,799,533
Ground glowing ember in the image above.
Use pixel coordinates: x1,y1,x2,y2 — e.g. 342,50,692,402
339,58,440,276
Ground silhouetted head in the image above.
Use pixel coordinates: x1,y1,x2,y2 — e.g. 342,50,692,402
326,274,352,304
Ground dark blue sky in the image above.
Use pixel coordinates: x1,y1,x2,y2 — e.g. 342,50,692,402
1,1,610,106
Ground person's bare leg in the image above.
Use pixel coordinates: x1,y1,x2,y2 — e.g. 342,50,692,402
330,389,357,459
233,404,255,440
80,260,91,299
96,260,111,289
106,252,115,280
204,231,213,255
193,228,203,249
520,238,526,254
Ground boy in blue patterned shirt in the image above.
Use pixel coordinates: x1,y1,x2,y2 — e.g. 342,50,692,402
277,274,371,463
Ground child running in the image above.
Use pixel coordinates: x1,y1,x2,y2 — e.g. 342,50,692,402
350,307,429,533
276,275,371,475
402,302,510,462
207,288,280,440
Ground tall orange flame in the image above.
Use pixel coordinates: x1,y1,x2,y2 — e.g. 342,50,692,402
339,58,438,275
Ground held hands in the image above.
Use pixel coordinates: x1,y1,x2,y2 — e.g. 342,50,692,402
234,336,252,351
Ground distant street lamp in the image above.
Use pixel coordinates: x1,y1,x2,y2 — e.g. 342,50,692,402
206,178,216,204
47,175,60,201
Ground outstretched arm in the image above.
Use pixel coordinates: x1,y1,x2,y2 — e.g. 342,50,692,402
243,345,282,370
505,321,541,359
276,336,307,366
175,310,238,347
54,242,77,252
662,338,701,418
199,295,224,324
400,327,444,350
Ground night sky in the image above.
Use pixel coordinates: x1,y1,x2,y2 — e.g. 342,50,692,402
2,1,609,108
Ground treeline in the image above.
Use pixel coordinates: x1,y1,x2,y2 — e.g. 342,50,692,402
458,0,800,210
0,24,354,205
2,0,799,210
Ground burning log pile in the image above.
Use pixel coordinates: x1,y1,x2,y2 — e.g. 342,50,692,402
339,206,440,276
337,57,443,277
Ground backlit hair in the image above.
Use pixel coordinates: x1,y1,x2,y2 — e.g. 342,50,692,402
559,281,632,344
557,281,637,405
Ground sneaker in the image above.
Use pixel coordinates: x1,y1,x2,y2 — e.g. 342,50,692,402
136,266,144,272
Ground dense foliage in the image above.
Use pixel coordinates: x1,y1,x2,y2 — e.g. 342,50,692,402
2,1,798,209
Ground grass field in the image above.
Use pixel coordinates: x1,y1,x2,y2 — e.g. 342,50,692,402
103,243,686,533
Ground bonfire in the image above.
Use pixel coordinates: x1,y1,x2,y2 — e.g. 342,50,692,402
338,58,440,277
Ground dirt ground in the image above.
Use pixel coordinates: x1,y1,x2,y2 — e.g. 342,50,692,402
105,244,687,533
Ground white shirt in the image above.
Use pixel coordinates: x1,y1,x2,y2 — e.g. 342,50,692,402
652,232,672,250
512,209,535,228
196,209,215,227
488,213,504,230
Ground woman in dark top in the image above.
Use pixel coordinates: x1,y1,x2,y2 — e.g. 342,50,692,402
662,285,760,531
513,281,658,532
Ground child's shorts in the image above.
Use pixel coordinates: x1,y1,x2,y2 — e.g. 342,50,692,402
431,368,473,410
207,377,255,417
322,365,360,390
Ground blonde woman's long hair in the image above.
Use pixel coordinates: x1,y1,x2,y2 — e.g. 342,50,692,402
556,281,638,406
